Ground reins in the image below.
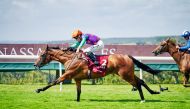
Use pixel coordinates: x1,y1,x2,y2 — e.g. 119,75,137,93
168,41,187,63
64,53,78,70
51,48,79,71
60,49,86,71
64,52,88,71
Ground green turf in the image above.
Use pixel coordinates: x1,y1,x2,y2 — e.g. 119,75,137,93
0,84,190,109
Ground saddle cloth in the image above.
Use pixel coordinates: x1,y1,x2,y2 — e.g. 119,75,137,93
84,54,109,76
93,55,109,76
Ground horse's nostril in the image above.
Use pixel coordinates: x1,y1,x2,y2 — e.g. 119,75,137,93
152,51,156,54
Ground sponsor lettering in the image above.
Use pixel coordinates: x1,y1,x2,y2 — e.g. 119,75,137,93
0,47,42,56
102,48,116,55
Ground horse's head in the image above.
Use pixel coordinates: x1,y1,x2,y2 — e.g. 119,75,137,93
34,46,77,69
34,45,53,69
152,38,173,56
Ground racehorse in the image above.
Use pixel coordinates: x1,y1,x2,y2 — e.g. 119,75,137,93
34,45,160,102
152,38,190,87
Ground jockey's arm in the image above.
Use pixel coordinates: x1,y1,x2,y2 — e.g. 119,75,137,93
77,36,87,50
71,42,80,48
179,40,190,51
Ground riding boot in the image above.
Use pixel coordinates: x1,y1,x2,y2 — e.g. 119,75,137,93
86,52,103,73
86,52,99,66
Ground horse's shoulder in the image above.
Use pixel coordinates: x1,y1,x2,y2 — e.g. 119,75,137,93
183,53,190,59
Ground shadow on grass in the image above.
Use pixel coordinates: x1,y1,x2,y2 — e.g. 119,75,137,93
87,99,186,103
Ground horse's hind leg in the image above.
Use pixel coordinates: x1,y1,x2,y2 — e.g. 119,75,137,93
135,76,160,94
118,69,145,102
135,81,145,102
128,77,145,102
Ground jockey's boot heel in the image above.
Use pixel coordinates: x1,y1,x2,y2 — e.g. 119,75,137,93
94,61,99,66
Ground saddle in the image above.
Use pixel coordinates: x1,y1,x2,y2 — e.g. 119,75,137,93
84,53,109,76
66,47,108,76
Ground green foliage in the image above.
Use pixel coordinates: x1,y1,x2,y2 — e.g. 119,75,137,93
170,38,176,44
93,71,183,85
101,74,128,85
152,71,183,84
0,71,183,85
0,71,55,84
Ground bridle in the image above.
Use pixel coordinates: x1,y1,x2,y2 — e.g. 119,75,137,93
34,47,88,75
159,40,186,61
155,41,168,55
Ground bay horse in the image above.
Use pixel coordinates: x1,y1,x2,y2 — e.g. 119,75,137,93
34,45,160,102
152,38,190,87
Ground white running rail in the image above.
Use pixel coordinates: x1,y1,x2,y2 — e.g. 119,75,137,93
0,55,38,59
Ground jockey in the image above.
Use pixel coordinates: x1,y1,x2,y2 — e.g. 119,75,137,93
176,30,190,52
70,29,104,66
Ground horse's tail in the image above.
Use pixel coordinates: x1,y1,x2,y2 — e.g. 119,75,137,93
128,55,160,75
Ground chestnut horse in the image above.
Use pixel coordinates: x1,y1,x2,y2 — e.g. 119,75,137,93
152,38,190,87
34,46,160,102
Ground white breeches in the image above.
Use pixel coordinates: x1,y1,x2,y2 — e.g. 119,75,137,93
83,40,104,53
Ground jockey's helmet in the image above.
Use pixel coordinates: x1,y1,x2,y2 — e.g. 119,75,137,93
72,29,83,38
182,30,190,38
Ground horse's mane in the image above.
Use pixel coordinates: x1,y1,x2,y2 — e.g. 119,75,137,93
48,46,60,49
49,46,77,52
47,46,77,53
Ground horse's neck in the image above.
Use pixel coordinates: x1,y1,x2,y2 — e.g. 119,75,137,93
167,43,181,65
50,50,75,64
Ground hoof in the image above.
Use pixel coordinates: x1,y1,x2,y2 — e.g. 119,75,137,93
140,100,145,103
155,91,160,94
183,85,190,87
131,87,137,91
152,91,160,94
35,89,41,93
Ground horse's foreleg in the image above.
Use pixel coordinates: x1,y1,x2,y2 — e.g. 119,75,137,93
36,72,70,93
35,80,58,93
75,79,81,102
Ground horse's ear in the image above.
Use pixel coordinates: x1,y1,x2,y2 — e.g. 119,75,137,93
166,37,171,42
62,48,68,51
56,46,60,49
46,45,49,51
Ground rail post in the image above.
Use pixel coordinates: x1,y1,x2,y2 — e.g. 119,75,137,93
139,60,143,79
59,62,62,92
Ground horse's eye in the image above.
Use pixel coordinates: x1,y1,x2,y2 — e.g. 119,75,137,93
161,44,165,46
41,54,46,58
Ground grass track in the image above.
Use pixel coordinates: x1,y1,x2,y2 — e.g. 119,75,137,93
0,84,190,109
